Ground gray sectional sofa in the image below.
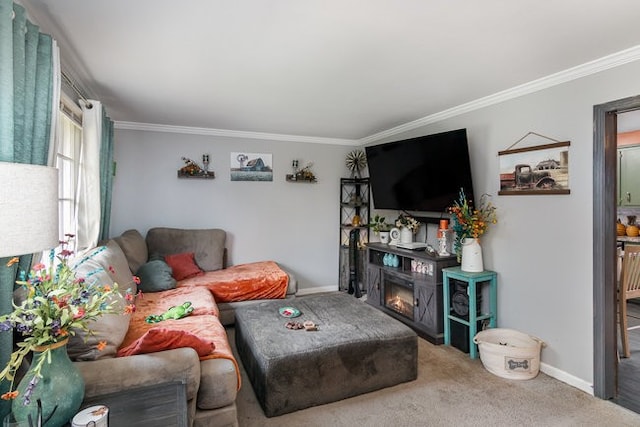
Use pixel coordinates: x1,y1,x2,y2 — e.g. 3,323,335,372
69,227,297,427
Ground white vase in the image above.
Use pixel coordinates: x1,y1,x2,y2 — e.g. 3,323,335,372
400,227,413,244
379,231,390,244
461,238,483,272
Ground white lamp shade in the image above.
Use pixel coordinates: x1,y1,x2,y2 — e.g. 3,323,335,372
0,162,59,258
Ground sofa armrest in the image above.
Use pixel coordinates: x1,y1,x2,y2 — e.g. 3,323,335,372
75,348,201,401
286,270,297,296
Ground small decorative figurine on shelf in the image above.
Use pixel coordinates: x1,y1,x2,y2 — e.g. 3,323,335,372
437,219,450,256
202,154,210,172
179,157,201,175
286,161,317,182
178,156,215,179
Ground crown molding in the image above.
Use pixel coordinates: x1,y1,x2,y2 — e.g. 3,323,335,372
114,121,360,146
359,44,640,145
116,45,640,147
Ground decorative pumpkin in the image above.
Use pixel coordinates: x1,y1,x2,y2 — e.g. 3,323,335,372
618,219,627,236
627,216,639,237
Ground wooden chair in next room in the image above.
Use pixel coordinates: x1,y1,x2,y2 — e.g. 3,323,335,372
619,244,640,358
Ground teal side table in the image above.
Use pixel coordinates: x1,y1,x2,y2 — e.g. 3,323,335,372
442,267,497,359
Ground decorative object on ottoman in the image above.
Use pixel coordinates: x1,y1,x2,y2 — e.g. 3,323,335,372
235,292,417,417
473,328,545,380
284,321,305,330
278,307,301,318
448,188,497,271
302,320,318,331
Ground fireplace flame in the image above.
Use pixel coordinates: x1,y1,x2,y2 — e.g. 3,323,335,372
388,295,412,317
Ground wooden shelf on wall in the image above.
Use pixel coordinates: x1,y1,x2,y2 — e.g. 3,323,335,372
177,171,215,179
286,174,317,183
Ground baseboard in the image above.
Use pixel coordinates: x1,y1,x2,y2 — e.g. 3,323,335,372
540,362,594,396
296,286,339,296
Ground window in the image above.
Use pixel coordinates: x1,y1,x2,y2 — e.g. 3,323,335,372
56,94,83,244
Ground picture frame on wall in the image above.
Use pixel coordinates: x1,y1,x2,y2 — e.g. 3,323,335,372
230,152,273,182
498,141,570,195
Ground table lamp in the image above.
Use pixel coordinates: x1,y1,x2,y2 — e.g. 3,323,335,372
0,162,59,258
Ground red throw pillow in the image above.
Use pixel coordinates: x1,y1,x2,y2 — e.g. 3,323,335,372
116,328,214,357
165,252,204,281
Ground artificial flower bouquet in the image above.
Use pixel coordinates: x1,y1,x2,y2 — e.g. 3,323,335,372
0,236,137,404
395,213,420,233
448,189,497,261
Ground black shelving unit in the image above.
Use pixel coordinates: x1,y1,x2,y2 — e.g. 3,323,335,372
338,178,370,295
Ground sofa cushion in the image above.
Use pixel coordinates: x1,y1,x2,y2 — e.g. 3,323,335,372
165,252,204,281
117,328,215,358
136,259,176,292
178,261,288,303
146,228,226,272
114,229,148,274
68,241,134,360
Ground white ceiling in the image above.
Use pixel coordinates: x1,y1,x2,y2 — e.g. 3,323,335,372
19,0,640,143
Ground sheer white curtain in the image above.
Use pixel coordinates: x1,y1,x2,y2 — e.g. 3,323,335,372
76,99,103,252
46,41,61,166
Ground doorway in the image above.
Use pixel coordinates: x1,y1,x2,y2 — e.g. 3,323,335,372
593,94,640,402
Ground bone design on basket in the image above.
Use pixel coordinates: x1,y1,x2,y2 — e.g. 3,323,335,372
506,359,530,370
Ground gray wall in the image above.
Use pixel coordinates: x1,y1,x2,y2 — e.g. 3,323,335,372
365,59,640,390
109,129,353,293
111,59,640,392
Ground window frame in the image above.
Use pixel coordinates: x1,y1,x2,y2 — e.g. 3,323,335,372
56,92,83,245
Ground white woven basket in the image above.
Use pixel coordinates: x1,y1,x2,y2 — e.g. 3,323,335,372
473,328,545,380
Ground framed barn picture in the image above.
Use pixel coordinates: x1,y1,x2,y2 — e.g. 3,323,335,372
230,152,273,182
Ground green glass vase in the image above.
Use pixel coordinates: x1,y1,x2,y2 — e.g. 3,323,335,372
12,339,84,427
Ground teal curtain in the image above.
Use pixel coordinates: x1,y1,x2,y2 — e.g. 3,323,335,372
0,0,54,419
99,109,114,241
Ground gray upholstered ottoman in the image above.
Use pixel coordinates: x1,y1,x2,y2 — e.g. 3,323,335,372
235,292,417,417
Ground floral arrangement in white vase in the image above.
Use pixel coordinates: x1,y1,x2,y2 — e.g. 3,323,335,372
395,213,420,234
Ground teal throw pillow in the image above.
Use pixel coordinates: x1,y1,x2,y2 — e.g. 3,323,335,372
136,259,177,293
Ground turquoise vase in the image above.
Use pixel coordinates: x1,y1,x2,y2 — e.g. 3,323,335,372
12,339,84,427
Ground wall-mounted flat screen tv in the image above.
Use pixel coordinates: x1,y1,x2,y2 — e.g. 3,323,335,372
365,128,475,213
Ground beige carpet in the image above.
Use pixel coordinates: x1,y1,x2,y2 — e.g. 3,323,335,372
228,327,640,427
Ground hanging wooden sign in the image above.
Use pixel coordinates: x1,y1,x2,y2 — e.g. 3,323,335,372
498,132,570,195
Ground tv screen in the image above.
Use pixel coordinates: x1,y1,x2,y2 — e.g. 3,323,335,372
365,128,475,213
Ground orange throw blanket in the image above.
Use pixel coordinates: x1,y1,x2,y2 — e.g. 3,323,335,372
117,288,241,389
178,260,289,303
